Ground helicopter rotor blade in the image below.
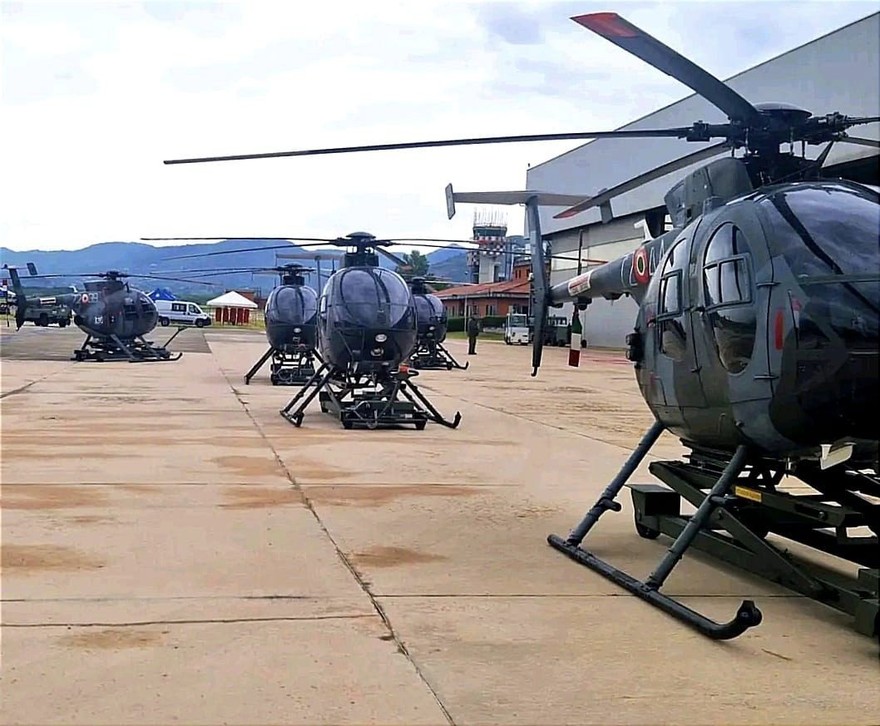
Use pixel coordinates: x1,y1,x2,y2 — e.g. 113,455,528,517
162,128,698,165
130,273,224,286
554,140,730,219
141,236,338,243
572,12,761,126
838,135,880,149
161,243,327,261
375,246,409,267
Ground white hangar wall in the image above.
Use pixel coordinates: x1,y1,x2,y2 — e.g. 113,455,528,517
525,12,880,348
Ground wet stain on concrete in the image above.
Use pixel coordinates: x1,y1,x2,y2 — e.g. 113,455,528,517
350,545,447,568
60,629,165,649
211,455,284,478
219,486,304,509
115,484,161,494
0,485,107,510
1,544,105,572
288,467,350,482
1,449,130,461
66,515,118,525
514,504,561,518
304,484,479,507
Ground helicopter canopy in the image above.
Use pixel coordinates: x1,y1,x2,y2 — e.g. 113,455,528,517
327,267,413,328
757,182,879,279
757,181,879,347
267,285,318,325
414,293,446,323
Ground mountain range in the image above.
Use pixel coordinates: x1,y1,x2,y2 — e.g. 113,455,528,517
0,239,471,298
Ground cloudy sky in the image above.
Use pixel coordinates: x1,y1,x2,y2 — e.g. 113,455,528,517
1,0,876,253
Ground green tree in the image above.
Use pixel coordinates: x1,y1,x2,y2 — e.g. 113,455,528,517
396,250,430,279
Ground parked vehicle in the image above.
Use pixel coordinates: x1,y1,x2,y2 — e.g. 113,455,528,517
543,315,571,346
504,312,531,345
154,299,212,327
19,302,71,327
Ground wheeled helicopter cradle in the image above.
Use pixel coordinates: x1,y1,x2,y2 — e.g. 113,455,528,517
549,422,880,641
71,327,185,363
410,340,468,371
244,347,322,385
280,362,462,430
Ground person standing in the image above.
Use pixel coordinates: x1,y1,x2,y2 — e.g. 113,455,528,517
467,314,481,355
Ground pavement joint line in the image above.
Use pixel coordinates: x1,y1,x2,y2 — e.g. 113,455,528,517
1,595,348,603
373,593,804,599
220,368,457,726
414,382,670,459
3,614,378,628
0,367,72,400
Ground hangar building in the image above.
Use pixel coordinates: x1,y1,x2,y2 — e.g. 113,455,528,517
524,12,879,348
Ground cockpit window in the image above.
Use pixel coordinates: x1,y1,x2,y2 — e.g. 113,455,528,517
330,268,413,329
758,183,879,276
702,223,757,374
758,183,879,350
414,294,446,323
656,240,686,361
271,286,318,324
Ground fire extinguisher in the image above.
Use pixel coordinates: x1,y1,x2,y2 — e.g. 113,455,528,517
568,309,582,367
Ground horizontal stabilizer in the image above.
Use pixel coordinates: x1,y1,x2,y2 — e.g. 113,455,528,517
445,183,589,219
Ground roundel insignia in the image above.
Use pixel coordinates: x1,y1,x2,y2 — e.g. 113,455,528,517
633,246,650,284
81,293,90,304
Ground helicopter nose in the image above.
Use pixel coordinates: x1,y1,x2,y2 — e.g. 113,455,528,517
772,292,880,446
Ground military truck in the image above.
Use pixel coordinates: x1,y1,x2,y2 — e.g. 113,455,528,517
18,302,72,327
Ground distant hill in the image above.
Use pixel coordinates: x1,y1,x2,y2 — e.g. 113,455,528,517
0,239,471,298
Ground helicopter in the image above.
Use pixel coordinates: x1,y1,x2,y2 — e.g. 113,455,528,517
168,262,330,385
407,276,469,371
143,232,470,430
251,263,327,385
158,12,879,642
1,264,215,362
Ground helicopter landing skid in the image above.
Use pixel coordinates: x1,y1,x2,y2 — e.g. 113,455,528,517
547,424,763,640
71,333,182,363
628,457,880,641
410,342,469,371
280,364,462,430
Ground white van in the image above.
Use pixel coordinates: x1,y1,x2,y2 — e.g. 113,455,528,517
154,299,212,327
504,312,531,345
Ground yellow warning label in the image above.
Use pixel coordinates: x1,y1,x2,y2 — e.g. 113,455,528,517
734,486,763,503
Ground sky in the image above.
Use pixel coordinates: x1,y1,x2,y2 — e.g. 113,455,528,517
1,0,877,254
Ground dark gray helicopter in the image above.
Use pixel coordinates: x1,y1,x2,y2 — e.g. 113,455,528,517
2,265,213,361
159,11,880,642
408,276,468,371
169,262,327,385
255,264,322,384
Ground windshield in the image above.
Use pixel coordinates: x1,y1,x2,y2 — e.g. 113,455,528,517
414,294,446,323
758,182,879,348
268,285,318,324
508,314,528,326
328,268,413,328
758,182,879,278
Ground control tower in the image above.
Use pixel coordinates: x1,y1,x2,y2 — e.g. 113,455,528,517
469,210,507,284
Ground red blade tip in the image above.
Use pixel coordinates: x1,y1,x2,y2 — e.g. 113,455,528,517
571,12,638,38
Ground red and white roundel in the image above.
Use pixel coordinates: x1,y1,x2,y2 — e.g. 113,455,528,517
80,293,90,304
632,246,650,285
